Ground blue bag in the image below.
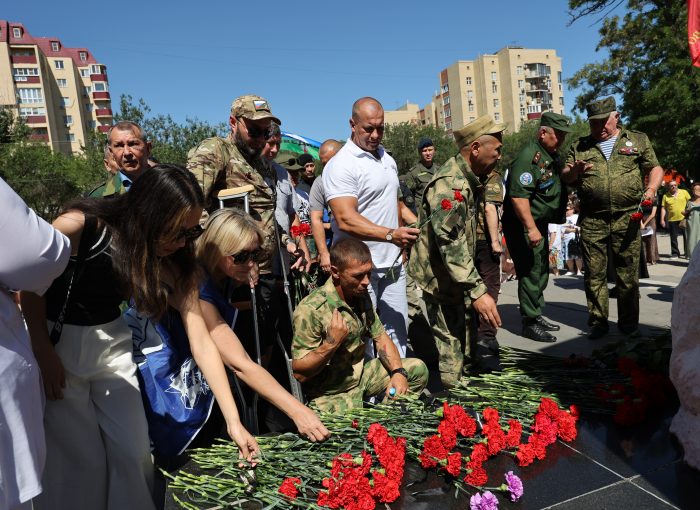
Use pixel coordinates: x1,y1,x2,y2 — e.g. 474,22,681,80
124,307,215,457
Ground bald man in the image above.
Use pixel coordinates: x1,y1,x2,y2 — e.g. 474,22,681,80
310,139,343,274
323,98,420,357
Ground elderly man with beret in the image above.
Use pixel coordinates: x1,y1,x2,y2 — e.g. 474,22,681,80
502,112,573,343
409,115,503,389
561,97,663,339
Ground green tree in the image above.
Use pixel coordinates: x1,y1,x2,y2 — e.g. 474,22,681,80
0,106,30,144
567,0,700,176
114,94,227,165
382,123,457,174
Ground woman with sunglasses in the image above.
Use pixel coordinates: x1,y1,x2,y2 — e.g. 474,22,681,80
191,208,329,442
21,165,258,510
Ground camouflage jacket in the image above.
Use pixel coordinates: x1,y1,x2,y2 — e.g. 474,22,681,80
565,127,659,217
187,135,278,273
476,170,504,242
408,153,488,306
400,162,435,214
88,172,129,198
291,277,385,399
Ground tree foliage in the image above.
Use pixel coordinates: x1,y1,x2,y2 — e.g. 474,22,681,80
382,123,458,174
567,0,700,176
114,94,227,165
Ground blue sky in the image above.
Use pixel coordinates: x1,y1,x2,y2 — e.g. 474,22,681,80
5,1,624,142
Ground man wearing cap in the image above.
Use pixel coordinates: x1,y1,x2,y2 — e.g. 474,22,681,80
562,97,663,339
502,112,572,343
409,115,503,389
400,137,436,216
323,97,420,358
296,153,316,195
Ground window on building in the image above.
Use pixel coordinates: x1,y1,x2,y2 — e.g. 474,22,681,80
445,121,452,130
19,107,46,117
87,120,96,129
18,88,43,104
80,68,90,77
90,64,101,74
93,82,108,92
516,65,523,75
51,41,60,52
469,117,475,122
557,71,562,83
441,84,449,93
465,76,472,85
467,90,474,99
13,27,22,38
559,97,565,106
443,96,450,106
80,51,87,61
65,115,73,125
492,83,498,93
519,93,526,103
84,86,92,96
444,107,451,118
13,68,39,78
57,78,67,88
493,99,499,108
61,97,70,108
55,60,64,70
468,104,474,112
520,107,526,117
518,79,524,89
559,83,562,91
494,112,501,121
491,72,497,81
85,103,94,112
66,133,75,142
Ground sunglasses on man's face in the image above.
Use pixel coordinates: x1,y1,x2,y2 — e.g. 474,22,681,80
231,248,263,264
240,118,272,140
176,224,204,242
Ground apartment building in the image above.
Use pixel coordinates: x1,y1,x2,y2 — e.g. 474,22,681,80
0,20,113,154
385,47,564,134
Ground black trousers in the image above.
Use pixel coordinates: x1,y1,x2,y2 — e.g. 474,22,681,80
668,220,684,257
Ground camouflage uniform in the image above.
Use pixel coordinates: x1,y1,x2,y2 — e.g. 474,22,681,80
187,135,278,274
566,127,659,329
292,278,428,413
408,153,487,388
88,172,129,198
400,161,435,216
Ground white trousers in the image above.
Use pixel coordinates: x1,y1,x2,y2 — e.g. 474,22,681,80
33,317,155,510
366,264,408,358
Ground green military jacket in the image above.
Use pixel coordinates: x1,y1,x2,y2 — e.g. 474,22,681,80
506,140,563,224
401,161,436,211
565,127,659,216
88,172,129,198
291,277,385,399
187,135,278,273
408,153,488,306
476,170,504,242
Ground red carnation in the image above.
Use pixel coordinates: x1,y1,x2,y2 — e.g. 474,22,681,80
371,471,401,503
441,199,453,210
290,225,301,237
470,443,489,464
516,443,536,467
442,402,477,437
278,477,302,499
352,419,359,429
464,460,488,486
505,419,523,448
538,398,560,419
630,212,643,222
437,419,458,450
419,434,448,469
641,199,653,208
445,452,462,477
482,407,500,423
454,190,464,202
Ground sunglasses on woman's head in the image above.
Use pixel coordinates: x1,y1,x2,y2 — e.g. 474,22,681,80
176,224,204,242
231,248,263,264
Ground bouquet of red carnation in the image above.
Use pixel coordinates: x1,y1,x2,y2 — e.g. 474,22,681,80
630,195,654,223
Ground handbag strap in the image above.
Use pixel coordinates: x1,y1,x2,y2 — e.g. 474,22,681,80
49,214,98,345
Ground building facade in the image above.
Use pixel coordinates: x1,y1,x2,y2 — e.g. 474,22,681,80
0,20,113,154
385,47,564,135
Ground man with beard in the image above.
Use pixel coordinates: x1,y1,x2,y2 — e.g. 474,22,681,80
291,238,428,413
409,115,503,389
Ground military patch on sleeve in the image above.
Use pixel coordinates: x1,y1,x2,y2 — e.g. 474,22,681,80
519,172,533,185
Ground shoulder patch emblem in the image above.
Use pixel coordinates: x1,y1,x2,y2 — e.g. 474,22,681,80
519,172,533,186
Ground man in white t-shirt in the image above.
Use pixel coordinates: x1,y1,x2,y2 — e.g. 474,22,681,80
323,97,420,357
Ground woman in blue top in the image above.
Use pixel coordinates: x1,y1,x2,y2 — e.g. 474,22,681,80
194,208,329,442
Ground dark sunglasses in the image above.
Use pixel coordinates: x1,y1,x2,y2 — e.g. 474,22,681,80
176,224,204,242
239,118,272,140
231,248,263,264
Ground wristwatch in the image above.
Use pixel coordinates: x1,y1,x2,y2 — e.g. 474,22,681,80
390,367,408,379
385,229,394,242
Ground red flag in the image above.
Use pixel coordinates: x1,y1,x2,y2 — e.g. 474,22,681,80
690,0,700,67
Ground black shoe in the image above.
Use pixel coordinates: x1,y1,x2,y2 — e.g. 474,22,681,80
588,324,609,340
522,323,556,343
535,316,561,331
618,323,640,337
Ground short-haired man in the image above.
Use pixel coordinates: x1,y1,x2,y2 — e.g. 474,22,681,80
400,137,436,215
409,115,503,389
562,97,663,339
291,238,428,413
660,180,690,258
323,97,420,357
296,153,316,195
502,112,573,343
89,121,152,197
310,140,342,273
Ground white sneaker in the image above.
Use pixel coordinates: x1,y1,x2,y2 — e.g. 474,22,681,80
563,271,575,276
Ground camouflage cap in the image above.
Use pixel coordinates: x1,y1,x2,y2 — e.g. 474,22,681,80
231,94,281,125
586,96,617,120
453,115,506,149
275,150,302,171
540,112,573,133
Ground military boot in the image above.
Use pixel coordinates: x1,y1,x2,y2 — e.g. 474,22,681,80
535,316,561,331
522,321,556,343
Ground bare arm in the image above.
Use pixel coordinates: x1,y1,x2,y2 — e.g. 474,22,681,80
374,332,409,397
399,199,417,225
310,210,330,272
510,197,542,247
485,203,502,254
328,196,419,248
200,299,329,442
292,309,348,383
645,166,663,201
660,205,667,227
561,160,592,185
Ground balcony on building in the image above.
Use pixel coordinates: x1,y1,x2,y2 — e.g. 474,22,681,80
93,91,111,100
95,108,113,117
10,55,37,64
29,133,49,142
90,73,108,82
97,125,111,133
14,75,40,84
25,115,47,124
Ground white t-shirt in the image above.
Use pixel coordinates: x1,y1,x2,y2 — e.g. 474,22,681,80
548,223,563,251
561,213,579,244
323,139,400,267
0,178,70,507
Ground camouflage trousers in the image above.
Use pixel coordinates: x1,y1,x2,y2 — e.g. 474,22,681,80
309,358,428,414
423,293,474,389
580,212,641,329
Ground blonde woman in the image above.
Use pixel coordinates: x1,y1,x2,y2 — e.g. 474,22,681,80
195,209,329,442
